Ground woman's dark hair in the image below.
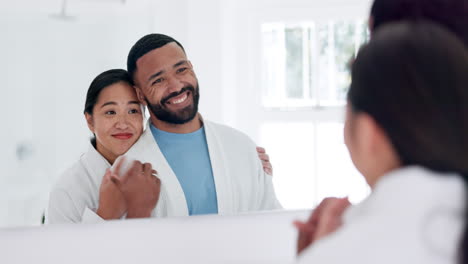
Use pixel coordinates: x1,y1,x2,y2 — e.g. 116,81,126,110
348,21,468,263
370,0,468,45
84,69,134,115
84,69,134,146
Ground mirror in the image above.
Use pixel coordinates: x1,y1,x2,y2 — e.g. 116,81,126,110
0,0,371,228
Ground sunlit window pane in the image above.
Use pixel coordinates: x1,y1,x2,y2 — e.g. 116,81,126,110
261,20,368,108
285,27,304,99
259,122,370,209
260,123,316,209
318,20,368,106
316,122,370,203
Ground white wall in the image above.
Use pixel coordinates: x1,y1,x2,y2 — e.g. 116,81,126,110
0,0,200,227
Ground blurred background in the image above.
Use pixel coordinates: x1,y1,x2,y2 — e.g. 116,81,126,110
0,0,372,227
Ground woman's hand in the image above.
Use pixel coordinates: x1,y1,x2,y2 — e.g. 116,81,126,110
96,168,127,220
111,158,161,218
294,197,351,255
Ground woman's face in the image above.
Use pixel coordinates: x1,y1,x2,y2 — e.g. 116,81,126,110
85,82,144,164
344,103,401,188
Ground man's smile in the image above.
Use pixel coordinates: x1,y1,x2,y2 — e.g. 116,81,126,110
165,90,192,109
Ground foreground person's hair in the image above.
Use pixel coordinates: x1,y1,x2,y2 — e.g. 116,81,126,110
349,21,468,263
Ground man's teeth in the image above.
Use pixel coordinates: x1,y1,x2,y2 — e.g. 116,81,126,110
170,93,188,105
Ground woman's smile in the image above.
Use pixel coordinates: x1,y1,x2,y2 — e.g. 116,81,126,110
112,133,134,140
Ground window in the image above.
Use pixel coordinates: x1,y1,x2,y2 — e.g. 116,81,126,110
259,19,371,208
262,20,369,108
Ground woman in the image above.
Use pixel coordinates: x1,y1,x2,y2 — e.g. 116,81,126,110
47,69,274,223
295,22,468,263
47,69,149,223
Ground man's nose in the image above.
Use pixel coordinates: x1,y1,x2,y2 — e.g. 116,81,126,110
166,76,184,94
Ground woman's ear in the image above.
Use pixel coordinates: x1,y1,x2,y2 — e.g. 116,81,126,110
85,113,95,133
358,113,382,154
359,113,398,163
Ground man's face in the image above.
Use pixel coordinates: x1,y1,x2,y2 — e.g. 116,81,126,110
133,42,199,124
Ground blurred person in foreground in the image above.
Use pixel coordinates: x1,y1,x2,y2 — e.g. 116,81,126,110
295,21,468,264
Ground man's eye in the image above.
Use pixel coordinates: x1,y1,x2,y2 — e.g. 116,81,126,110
129,109,139,114
152,78,164,86
177,67,187,73
105,110,116,115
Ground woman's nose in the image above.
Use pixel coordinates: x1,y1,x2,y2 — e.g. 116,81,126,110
115,116,129,129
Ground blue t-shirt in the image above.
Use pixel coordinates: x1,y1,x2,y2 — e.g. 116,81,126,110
150,124,218,215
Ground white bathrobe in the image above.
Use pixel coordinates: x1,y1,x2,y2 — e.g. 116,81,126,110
296,166,465,264
47,120,281,223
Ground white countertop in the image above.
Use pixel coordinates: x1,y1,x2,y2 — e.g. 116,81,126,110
1,209,310,264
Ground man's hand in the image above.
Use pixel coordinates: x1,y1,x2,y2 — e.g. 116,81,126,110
111,158,161,218
256,146,273,175
293,197,350,255
96,168,127,220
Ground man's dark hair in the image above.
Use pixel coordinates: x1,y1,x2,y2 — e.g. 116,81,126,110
127,34,185,81
370,0,468,45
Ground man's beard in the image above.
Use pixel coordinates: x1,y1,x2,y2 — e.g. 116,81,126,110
145,84,200,125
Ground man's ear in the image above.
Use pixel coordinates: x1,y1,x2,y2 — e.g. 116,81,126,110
85,113,95,133
134,86,147,105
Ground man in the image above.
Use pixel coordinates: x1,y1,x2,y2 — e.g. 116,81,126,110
91,34,281,220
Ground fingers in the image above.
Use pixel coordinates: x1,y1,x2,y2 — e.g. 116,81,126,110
110,174,122,187
313,198,351,241
154,176,161,188
309,197,334,222
142,162,153,177
293,220,315,234
294,219,315,255
256,146,266,153
327,198,351,219
258,153,270,162
102,168,112,183
122,160,143,181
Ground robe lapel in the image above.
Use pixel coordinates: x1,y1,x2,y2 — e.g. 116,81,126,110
80,144,111,192
204,121,235,215
125,124,189,217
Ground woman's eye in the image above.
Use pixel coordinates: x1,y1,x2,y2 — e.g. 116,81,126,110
129,109,140,114
105,110,116,115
